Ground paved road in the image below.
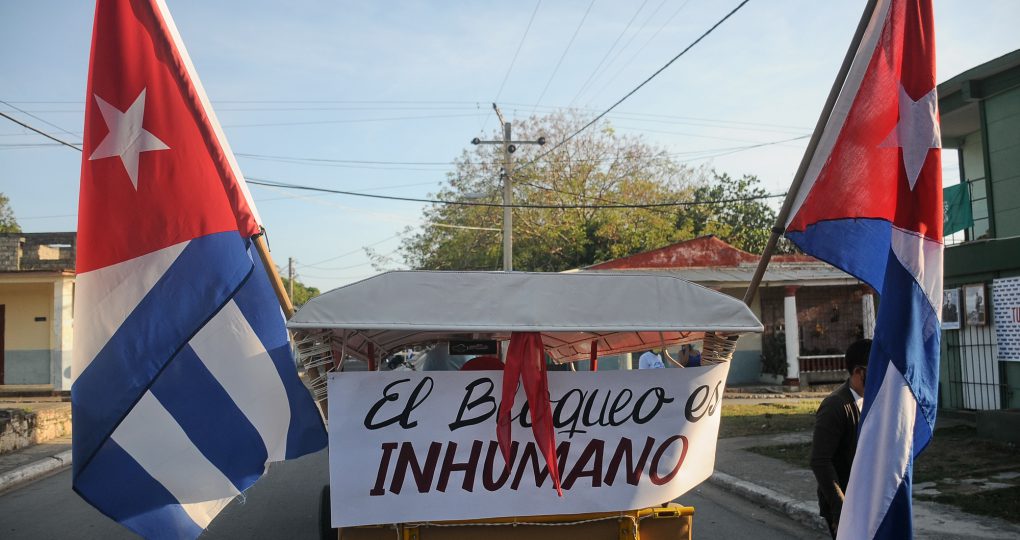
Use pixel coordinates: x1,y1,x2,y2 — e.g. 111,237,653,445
687,482,826,539
1,449,824,539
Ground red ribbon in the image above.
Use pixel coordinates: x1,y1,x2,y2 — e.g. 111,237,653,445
497,332,562,496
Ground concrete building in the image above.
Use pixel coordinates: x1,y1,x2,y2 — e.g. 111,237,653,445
938,49,1020,411
0,232,75,389
585,235,872,385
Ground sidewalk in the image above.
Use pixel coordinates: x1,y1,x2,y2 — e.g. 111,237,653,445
0,398,72,495
0,436,71,494
709,431,1020,539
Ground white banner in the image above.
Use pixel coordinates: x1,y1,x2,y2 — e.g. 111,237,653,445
328,363,730,527
993,277,1020,361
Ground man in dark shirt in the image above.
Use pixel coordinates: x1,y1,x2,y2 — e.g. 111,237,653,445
810,338,871,539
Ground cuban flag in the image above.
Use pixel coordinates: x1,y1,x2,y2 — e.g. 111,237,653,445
72,1,327,538
784,0,941,538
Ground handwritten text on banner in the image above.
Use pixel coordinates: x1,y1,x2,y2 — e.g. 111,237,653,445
327,364,730,527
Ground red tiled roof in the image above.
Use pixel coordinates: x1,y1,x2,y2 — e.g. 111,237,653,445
587,235,816,270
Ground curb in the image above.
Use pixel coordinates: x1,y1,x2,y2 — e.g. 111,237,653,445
723,393,830,399
0,450,72,494
709,471,827,532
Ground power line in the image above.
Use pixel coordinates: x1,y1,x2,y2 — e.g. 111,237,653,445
251,182,437,227
531,0,752,165
510,135,804,205
0,130,806,162
431,222,500,232
298,231,405,268
234,130,807,169
2,99,481,104
586,0,691,105
289,217,493,272
479,0,544,136
0,104,800,172
574,0,670,106
0,99,81,140
1,102,800,190
209,99,477,105
15,213,78,220
600,109,809,131
0,111,82,152
237,153,450,172
301,246,406,273
530,0,596,113
686,134,809,160
0,143,76,150
7,105,481,115
236,152,456,166
605,114,807,135
615,125,794,145
4,100,811,133
298,266,375,278
245,176,784,210
223,111,485,128
197,105,475,113
567,0,649,107
5,97,808,127
494,1,542,105
295,271,381,281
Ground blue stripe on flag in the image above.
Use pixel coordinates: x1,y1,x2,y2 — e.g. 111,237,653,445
74,439,203,540
866,249,939,451
873,469,914,540
272,342,328,458
788,219,939,443
73,231,253,477
234,247,289,351
233,246,327,458
149,345,268,491
785,218,892,292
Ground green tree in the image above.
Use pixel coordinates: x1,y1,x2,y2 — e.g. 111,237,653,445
675,172,793,255
281,276,320,308
400,112,705,271
0,193,21,233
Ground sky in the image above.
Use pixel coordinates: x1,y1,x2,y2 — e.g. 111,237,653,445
1,0,1018,294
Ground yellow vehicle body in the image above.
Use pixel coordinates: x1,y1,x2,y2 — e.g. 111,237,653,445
338,503,694,540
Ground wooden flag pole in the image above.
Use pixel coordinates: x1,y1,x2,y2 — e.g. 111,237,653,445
742,0,881,307
254,233,295,319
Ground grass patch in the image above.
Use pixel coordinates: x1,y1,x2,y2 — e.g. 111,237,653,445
748,441,812,464
718,400,820,438
935,485,1020,523
913,425,1019,483
744,424,1020,524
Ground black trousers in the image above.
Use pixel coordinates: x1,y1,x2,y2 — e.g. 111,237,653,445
823,514,837,539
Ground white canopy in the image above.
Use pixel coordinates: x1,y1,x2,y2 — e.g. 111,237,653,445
288,270,763,362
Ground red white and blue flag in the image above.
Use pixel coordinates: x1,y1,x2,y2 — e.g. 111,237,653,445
73,1,326,538
785,0,941,538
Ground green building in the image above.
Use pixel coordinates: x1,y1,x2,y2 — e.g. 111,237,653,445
938,49,1020,412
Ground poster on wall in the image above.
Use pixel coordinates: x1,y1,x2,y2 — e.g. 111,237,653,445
942,288,961,330
964,283,988,326
992,277,1020,361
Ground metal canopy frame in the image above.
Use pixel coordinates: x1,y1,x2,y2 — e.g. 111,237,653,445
289,270,763,364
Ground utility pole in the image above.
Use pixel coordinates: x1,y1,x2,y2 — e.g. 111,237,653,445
288,257,295,302
471,103,545,271
497,108,513,273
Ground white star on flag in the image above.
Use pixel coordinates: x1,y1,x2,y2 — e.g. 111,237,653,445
880,84,941,190
89,89,170,190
